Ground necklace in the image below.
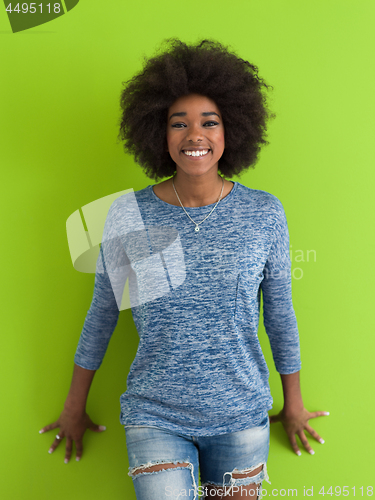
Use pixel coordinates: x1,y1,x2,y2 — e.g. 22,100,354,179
172,175,225,232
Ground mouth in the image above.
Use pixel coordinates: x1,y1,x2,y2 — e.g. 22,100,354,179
182,149,210,157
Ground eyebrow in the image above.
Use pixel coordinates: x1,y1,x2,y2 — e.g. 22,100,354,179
169,111,220,121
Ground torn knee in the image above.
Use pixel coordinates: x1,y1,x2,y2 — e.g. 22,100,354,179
224,461,271,488
231,464,263,480
129,461,191,477
129,460,199,499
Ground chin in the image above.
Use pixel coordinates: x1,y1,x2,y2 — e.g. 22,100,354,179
176,164,220,177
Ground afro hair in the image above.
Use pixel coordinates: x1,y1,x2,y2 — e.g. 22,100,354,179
118,39,274,180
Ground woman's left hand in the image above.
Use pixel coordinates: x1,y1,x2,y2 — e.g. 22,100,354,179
269,407,329,455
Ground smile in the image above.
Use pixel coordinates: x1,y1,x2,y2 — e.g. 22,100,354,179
182,149,210,157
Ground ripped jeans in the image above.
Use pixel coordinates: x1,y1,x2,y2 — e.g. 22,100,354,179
125,414,270,499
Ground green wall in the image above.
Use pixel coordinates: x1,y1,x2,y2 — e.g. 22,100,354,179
1,1,374,498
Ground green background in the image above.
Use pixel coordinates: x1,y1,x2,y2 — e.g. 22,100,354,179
1,0,374,498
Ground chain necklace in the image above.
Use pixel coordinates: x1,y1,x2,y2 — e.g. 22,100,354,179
172,175,225,232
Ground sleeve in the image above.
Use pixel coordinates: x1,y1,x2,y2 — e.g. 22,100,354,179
74,201,128,370
74,245,120,370
261,202,301,374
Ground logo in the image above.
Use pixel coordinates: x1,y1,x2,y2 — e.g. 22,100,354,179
3,0,79,33
66,190,186,311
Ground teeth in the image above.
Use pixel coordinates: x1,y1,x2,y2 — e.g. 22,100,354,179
183,149,209,157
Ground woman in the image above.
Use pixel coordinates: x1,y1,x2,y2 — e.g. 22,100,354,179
40,40,328,499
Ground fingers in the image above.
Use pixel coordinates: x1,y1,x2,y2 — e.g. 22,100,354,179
288,434,302,456
268,414,280,424
305,423,324,444
39,421,59,434
287,419,326,455
39,421,65,455
46,434,83,463
48,432,65,455
46,434,84,463
89,423,107,432
64,437,73,464
309,411,330,419
75,440,83,462
297,429,315,455
279,408,329,455
289,430,317,456
40,417,106,463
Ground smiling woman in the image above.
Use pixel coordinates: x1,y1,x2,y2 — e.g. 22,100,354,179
118,39,273,181
161,93,227,209
40,39,328,500
167,94,225,173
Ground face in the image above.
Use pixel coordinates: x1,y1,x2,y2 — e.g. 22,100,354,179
166,94,225,178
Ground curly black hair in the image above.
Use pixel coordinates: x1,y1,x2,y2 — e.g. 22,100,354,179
118,39,274,180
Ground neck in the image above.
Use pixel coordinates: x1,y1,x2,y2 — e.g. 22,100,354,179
172,170,224,207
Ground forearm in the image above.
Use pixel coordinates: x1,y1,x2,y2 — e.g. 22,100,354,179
280,371,304,416
64,363,97,415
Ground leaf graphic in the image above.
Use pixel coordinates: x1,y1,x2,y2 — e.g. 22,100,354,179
64,0,79,11
3,0,79,33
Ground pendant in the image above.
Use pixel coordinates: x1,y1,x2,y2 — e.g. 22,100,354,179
195,225,200,232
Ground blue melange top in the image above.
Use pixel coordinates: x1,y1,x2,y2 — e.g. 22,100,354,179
74,182,301,436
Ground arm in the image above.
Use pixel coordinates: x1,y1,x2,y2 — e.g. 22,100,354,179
261,200,328,453
40,200,129,462
40,236,123,462
269,371,329,455
39,364,106,463
64,363,97,414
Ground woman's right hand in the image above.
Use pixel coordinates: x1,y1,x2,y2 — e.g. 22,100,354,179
39,408,106,463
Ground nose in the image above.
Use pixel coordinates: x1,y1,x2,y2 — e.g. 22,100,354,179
186,123,203,142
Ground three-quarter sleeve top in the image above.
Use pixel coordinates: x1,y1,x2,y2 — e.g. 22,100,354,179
75,182,301,436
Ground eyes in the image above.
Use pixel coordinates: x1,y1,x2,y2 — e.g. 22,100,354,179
171,120,220,129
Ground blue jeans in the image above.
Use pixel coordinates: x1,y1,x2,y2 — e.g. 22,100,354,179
125,415,270,499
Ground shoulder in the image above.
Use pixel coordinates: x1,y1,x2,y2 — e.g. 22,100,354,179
110,185,152,212
114,185,152,205
234,183,285,217
101,187,153,234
